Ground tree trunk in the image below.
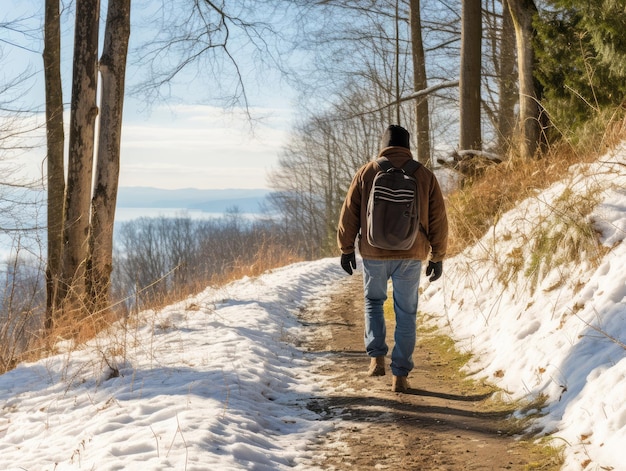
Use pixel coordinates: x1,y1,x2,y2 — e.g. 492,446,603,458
507,0,541,159
394,0,401,125
497,0,518,154
43,0,65,329
409,0,432,167
62,0,100,315
90,0,131,315
459,0,482,152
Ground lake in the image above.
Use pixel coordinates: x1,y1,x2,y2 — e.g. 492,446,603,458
115,207,236,222
0,207,267,261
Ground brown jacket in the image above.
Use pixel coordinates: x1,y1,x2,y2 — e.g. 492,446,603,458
337,147,448,262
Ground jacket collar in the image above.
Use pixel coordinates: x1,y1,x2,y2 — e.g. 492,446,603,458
378,146,414,161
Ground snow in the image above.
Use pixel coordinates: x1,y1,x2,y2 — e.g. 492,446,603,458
0,259,345,471
420,142,626,471
2,144,626,470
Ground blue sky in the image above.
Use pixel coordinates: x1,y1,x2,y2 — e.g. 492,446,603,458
1,0,296,190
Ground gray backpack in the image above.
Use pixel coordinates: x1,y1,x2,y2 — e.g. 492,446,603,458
366,157,421,250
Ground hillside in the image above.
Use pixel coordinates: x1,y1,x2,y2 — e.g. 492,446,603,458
1,145,625,470
420,143,626,470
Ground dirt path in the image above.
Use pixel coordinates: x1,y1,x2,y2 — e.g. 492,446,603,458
301,274,559,471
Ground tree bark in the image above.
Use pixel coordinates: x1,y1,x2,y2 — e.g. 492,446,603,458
394,0,401,125
507,0,541,159
497,0,518,154
43,0,65,329
90,0,131,315
409,0,432,167
62,0,100,315
459,0,482,152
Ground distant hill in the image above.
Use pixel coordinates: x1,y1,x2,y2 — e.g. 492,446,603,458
116,187,271,213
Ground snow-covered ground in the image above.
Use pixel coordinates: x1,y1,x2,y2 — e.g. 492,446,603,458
2,144,626,470
420,143,626,471
0,259,345,471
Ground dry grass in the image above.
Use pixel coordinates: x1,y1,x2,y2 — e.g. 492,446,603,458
446,108,626,256
138,242,305,314
15,293,123,367
208,241,304,287
446,149,580,256
3,242,304,373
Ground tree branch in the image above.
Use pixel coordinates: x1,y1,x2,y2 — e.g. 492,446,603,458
323,79,459,122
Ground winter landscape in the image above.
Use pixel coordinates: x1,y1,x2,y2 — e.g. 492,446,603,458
1,143,625,470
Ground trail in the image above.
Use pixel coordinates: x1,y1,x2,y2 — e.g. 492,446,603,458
301,274,559,470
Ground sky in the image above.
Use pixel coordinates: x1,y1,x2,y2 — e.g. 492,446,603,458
1,143,626,470
1,1,295,190
4,103,292,190
117,104,291,190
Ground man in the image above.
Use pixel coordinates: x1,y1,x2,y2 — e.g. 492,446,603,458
336,124,448,393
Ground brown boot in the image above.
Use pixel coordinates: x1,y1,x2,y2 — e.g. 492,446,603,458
391,375,410,393
367,356,386,376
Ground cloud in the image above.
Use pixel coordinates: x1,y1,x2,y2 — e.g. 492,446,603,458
118,103,289,189
3,104,289,190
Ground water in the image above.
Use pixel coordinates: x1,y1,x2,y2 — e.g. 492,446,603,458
114,207,258,222
0,205,271,261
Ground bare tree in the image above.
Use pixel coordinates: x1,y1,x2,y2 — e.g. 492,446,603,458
133,0,291,110
43,0,65,328
268,84,399,256
507,0,542,158
1,12,48,369
495,0,517,154
45,0,299,325
291,0,465,168
113,215,297,311
459,0,482,153
43,0,133,326
409,0,431,166
61,0,101,316
89,0,131,315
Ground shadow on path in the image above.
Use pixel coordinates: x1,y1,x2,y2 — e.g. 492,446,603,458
299,274,558,471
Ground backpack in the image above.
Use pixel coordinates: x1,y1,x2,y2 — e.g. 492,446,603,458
366,157,421,250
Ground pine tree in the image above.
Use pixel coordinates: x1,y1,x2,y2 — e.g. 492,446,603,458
534,1,626,133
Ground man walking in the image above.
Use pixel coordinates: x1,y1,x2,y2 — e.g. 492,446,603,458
337,124,448,393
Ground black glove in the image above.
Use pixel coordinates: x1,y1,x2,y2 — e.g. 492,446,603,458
340,252,357,275
426,260,443,282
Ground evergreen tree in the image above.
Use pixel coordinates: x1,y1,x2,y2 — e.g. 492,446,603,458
578,0,626,76
535,2,626,133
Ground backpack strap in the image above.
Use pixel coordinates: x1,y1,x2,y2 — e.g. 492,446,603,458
376,156,421,175
401,159,421,176
375,157,394,172
396,158,426,235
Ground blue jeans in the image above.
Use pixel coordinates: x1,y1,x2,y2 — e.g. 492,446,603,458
362,258,422,377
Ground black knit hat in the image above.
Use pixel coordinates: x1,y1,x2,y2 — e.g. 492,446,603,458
380,124,410,150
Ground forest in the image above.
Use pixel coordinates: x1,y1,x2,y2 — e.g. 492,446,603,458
1,0,626,371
